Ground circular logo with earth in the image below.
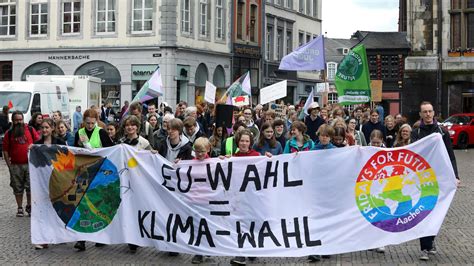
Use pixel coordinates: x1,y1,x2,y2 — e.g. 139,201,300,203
355,150,439,232
336,51,363,81
49,150,121,233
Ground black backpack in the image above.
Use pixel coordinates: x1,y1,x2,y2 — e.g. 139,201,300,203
7,126,35,142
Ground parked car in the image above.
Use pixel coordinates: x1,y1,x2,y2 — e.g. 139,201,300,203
440,113,474,149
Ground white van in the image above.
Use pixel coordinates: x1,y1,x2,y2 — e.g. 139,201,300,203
0,82,70,124
26,75,102,127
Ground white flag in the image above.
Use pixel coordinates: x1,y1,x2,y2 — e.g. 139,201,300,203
303,89,314,115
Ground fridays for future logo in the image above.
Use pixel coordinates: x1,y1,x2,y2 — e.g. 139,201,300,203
355,150,439,232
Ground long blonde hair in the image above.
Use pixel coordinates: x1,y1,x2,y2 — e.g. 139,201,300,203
394,124,412,147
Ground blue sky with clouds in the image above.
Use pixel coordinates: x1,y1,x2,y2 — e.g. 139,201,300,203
322,0,399,38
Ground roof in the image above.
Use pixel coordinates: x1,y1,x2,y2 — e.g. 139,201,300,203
324,31,411,63
351,31,411,49
324,38,358,63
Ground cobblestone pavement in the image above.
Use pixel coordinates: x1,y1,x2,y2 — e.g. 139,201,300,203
0,149,472,265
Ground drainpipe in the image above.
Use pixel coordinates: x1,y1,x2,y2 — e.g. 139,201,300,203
436,0,443,116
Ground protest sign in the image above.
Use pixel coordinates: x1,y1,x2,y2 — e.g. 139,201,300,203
232,95,250,107
30,134,456,256
316,82,329,93
204,81,217,104
271,103,287,120
260,80,287,105
370,80,383,102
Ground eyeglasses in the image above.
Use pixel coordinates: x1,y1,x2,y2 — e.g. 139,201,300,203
244,112,252,115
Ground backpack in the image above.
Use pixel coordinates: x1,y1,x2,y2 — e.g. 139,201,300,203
8,126,34,142
416,124,445,137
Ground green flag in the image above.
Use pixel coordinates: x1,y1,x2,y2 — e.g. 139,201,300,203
335,44,371,105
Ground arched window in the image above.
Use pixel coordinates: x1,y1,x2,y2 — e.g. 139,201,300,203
75,61,121,110
21,62,64,81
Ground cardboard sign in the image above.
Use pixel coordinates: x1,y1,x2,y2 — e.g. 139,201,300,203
370,80,383,102
260,80,287,105
271,103,287,120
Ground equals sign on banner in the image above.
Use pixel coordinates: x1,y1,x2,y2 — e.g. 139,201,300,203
209,200,231,236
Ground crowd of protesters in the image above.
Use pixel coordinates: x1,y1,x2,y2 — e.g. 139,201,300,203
0,98,461,263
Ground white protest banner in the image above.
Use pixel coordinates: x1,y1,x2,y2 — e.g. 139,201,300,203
231,95,249,107
30,134,456,257
204,81,217,104
260,80,287,105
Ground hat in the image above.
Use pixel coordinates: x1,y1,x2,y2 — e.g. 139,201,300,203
308,102,320,112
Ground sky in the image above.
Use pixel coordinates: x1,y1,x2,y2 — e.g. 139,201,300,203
322,0,399,38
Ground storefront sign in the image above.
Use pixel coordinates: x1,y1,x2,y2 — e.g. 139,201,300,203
88,66,105,77
48,55,90,60
132,65,159,81
234,44,261,58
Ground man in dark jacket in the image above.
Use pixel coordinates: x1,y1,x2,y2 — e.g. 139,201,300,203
362,109,386,144
411,101,460,261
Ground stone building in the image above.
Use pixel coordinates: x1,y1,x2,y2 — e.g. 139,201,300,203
402,0,474,121
263,0,322,105
0,0,233,110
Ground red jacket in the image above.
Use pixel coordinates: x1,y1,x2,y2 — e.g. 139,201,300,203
2,125,39,164
234,149,260,157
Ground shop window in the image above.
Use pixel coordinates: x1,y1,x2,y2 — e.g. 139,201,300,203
75,61,121,111
21,62,64,81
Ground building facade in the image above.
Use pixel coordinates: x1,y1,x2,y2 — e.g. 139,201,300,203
263,0,322,106
232,0,263,104
402,0,474,121
0,0,233,110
